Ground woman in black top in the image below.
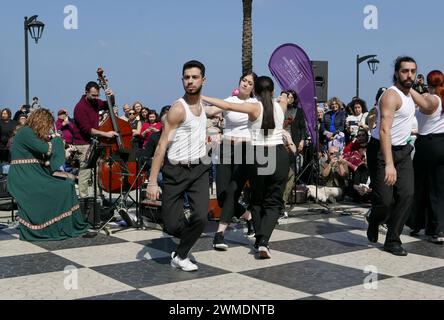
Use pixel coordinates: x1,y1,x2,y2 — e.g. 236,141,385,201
0,108,17,163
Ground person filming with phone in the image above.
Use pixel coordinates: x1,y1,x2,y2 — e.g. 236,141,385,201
308,145,349,203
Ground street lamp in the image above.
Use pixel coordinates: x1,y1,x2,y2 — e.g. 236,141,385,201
24,15,45,106
356,54,379,98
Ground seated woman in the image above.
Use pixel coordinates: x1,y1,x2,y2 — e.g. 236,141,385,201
342,129,372,203
7,109,89,241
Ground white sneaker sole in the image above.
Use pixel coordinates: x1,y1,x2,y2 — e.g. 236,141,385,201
213,244,228,251
170,261,198,272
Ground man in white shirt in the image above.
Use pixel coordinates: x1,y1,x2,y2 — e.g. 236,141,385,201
366,56,417,256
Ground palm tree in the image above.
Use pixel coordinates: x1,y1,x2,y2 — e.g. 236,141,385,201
242,0,253,75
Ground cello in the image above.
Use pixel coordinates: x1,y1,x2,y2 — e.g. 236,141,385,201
96,68,142,193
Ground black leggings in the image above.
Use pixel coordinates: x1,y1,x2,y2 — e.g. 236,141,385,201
250,145,290,246
408,134,444,235
216,142,254,224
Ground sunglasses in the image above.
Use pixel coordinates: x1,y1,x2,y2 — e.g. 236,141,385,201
129,112,135,115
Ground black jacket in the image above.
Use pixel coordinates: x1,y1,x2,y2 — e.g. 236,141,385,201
286,106,307,146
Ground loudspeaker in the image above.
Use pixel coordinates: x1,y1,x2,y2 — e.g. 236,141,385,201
80,198,109,228
311,61,328,103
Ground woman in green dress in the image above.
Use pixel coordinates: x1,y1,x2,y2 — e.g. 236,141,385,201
7,108,89,241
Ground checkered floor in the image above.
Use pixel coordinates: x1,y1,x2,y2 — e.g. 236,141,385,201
1,203,444,300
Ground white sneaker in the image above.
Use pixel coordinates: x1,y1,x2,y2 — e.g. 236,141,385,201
170,252,198,272
258,246,271,259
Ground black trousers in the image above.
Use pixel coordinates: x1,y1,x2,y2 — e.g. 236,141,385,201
351,165,371,203
367,138,414,246
408,134,444,235
0,149,10,163
250,145,290,246
161,159,210,259
216,142,254,224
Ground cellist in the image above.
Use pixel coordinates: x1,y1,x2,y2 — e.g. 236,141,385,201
73,81,118,201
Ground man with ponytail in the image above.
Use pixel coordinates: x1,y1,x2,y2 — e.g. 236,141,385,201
408,70,444,243
366,56,417,256
202,76,290,259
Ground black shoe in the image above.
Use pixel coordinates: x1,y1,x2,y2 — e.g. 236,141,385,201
246,219,255,238
101,197,112,207
82,231,98,238
367,222,379,243
118,209,135,227
383,244,408,256
213,232,228,251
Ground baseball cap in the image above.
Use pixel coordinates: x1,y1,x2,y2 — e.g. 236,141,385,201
57,108,68,116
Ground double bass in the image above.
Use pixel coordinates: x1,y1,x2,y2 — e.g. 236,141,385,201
96,68,142,193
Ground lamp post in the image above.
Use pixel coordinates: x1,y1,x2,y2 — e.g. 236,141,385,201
24,15,45,106
356,54,379,98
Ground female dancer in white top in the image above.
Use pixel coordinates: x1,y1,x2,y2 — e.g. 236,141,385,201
408,70,444,243
203,76,289,259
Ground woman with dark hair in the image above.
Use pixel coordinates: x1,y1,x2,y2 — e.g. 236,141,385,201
282,89,307,202
0,108,17,163
142,106,171,169
283,90,307,155
141,110,162,147
203,76,289,259
346,98,369,140
408,70,444,243
132,101,143,121
205,72,257,250
139,107,150,123
7,108,89,241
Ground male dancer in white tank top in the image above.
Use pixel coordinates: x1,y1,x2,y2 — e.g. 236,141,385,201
366,56,417,256
147,61,209,272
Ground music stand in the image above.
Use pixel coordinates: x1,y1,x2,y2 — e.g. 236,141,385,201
83,138,106,229
94,148,146,235
291,98,331,215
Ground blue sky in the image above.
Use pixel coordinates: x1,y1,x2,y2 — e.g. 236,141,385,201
1,0,443,115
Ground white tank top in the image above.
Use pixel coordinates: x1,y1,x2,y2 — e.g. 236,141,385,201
249,101,284,146
416,95,444,135
167,98,207,163
223,96,257,140
372,86,416,146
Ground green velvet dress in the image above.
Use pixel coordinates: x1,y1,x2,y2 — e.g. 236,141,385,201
7,127,89,241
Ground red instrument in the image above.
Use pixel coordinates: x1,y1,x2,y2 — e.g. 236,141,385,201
96,68,142,193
